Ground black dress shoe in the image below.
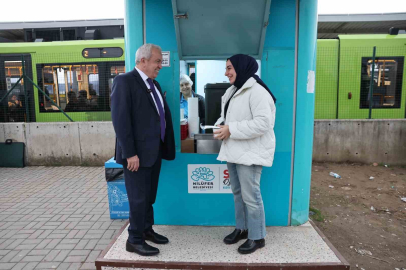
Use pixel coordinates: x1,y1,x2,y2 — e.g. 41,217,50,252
126,240,159,256
144,230,169,244
238,239,265,254
223,229,248,245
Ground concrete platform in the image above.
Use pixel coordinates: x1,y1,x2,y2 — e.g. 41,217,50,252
96,221,350,270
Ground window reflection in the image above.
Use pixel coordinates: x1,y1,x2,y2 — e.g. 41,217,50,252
360,57,404,109
4,61,25,122
37,62,125,112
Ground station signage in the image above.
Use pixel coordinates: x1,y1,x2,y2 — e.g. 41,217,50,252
188,164,232,194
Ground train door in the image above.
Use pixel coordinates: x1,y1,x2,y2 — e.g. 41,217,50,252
0,54,35,122
105,62,125,110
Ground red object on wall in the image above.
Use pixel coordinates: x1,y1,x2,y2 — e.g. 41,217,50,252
181,123,188,140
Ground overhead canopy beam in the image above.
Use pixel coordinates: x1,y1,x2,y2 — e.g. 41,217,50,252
319,13,406,22
318,28,404,34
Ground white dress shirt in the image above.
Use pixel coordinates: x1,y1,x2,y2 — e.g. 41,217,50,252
135,66,165,115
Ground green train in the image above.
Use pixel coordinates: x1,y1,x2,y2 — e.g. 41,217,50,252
0,40,125,122
315,34,406,119
1,34,405,122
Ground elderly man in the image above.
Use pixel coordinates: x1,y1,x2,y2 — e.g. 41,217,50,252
111,44,175,256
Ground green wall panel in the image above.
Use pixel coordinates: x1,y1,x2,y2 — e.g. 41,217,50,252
314,40,339,119
338,35,406,119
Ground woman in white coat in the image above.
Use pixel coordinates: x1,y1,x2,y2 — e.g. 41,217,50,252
214,54,276,255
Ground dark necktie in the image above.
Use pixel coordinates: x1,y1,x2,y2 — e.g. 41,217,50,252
147,78,165,142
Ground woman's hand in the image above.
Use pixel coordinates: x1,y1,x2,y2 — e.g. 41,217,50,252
213,125,230,140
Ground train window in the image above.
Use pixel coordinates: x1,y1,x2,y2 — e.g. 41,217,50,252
108,66,126,105
36,62,125,113
360,57,404,109
82,48,123,58
3,61,26,122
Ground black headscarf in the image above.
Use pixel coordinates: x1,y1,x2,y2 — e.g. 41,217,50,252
228,54,276,103
222,54,276,123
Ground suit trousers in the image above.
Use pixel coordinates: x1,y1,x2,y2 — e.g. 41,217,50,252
123,144,162,244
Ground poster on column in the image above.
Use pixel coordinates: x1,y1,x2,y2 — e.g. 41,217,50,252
188,164,232,194
162,51,170,67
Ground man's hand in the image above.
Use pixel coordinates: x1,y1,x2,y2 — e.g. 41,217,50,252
213,125,231,140
127,155,140,172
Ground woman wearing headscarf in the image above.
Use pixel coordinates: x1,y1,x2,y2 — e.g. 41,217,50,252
214,54,276,255
179,74,205,125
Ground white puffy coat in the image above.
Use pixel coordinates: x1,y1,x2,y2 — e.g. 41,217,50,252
215,77,276,167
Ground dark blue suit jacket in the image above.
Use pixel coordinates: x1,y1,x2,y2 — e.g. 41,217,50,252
111,69,176,167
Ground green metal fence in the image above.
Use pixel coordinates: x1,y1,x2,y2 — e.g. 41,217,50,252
315,36,406,120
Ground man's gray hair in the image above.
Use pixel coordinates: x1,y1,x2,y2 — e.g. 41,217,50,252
135,43,162,64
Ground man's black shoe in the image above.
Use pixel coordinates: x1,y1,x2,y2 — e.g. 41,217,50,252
223,229,248,245
144,231,169,244
238,239,265,254
126,240,159,256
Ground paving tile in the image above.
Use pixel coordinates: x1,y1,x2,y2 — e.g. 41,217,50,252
101,230,115,239
21,256,44,262
14,244,38,250
0,263,16,269
82,233,103,239
85,250,101,263
10,250,30,263
63,255,87,263
45,239,61,250
42,250,61,262
55,262,71,270
79,263,96,270
53,250,70,262
21,240,42,246
33,262,59,269
68,250,91,257
74,240,89,250
21,262,39,270
33,240,52,250
1,250,19,262
59,239,79,244
0,240,15,249
84,240,98,250
73,230,88,239
31,222,46,230
27,250,50,256
45,234,66,239
66,263,81,270
0,167,124,270
10,263,27,270
4,239,24,250
37,231,53,239
0,250,11,256
53,244,76,250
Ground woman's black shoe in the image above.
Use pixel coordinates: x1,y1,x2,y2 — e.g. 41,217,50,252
238,239,265,254
223,229,248,244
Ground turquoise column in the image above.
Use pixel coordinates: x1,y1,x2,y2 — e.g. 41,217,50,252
124,0,143,71
291,0,318,225
261,0,297,226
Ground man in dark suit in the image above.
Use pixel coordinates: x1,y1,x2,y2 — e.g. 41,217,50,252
111,43,175,256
